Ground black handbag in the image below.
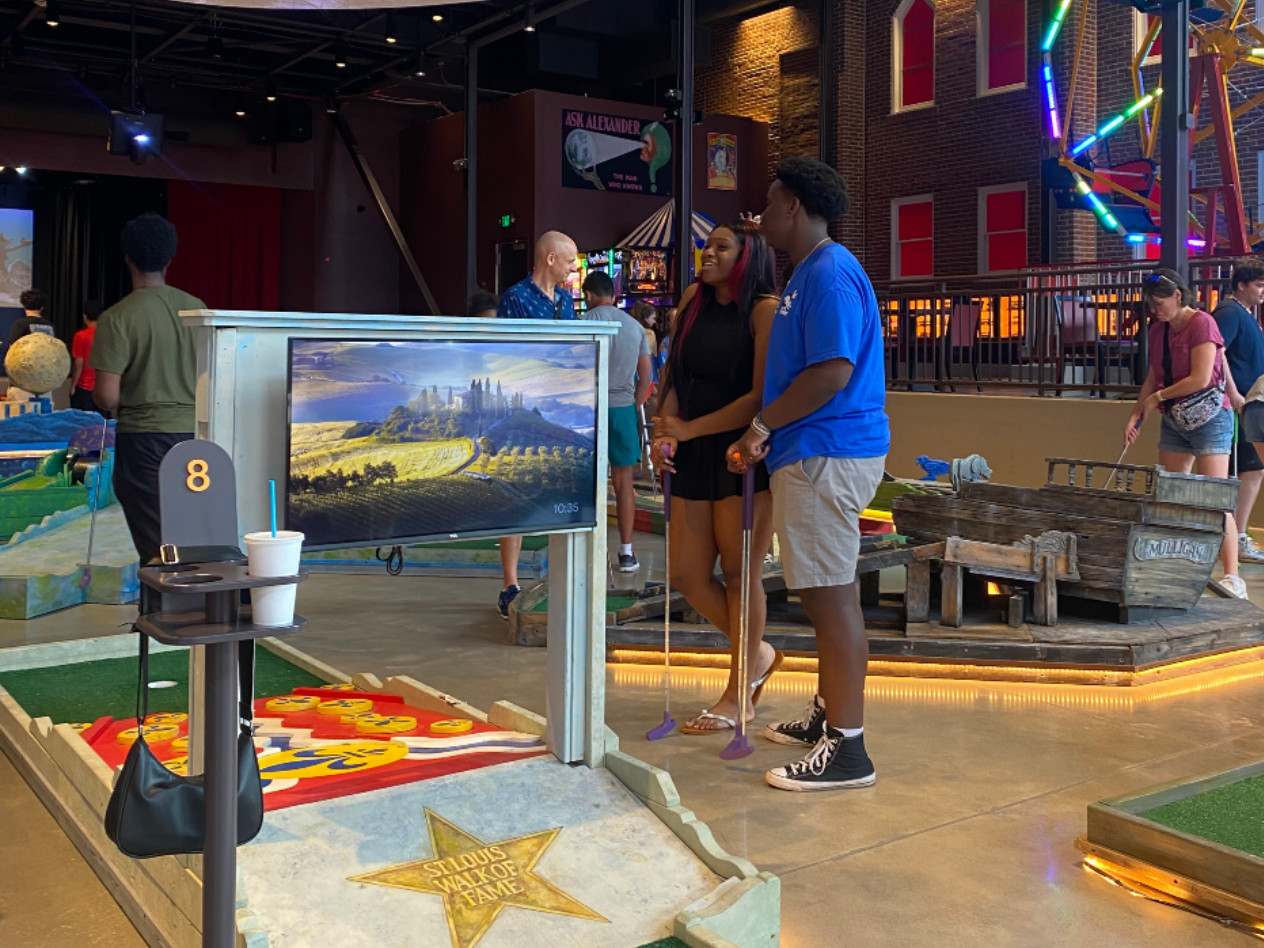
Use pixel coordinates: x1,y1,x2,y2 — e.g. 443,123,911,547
104,634,264,858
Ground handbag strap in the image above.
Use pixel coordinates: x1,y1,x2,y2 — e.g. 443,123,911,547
1162,322,1174,390
136,633,256,734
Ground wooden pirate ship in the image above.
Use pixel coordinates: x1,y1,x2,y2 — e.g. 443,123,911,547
892,458,1237,619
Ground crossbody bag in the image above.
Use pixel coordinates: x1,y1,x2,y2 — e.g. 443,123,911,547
1162,322,1225,432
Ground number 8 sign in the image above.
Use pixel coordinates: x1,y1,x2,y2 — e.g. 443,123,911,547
158,440,241,549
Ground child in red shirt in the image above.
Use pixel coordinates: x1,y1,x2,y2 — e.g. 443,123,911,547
70,301,103,413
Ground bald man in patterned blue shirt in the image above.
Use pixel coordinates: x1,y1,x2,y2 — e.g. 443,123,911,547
495,231,580,620
497,231,579,321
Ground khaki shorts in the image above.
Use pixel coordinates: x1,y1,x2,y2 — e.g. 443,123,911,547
771,455,886,590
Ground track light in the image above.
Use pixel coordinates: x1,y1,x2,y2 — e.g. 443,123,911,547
413,52,427,78
334,41,347,68
207,34,224,61
524,4,536,31
265,80,278,103
15,166,28,175
45,0,60,28
234,108,246,118
385,13,398,44
432,13,444,22
524,22,536,32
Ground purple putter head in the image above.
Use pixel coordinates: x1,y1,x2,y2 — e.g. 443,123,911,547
646,711,676,741
719,734,754,760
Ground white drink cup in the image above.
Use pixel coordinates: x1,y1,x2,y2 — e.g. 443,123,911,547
244,530,304,627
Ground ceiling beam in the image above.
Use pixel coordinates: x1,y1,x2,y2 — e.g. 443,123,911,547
140,14,206,65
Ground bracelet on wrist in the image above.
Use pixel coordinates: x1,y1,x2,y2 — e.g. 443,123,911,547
750,413,771,437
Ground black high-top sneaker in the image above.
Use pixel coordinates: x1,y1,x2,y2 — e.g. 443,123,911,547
763,694,827,746
764,728,876,791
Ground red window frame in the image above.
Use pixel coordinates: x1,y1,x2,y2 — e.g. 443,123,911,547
981,0,1025,93
895,0,935,111
979,185,1027,273
893,197,934,280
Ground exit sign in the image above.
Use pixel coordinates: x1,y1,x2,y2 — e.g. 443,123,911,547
498,214,515,228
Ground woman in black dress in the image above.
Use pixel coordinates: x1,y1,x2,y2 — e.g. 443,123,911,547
651,221,782,734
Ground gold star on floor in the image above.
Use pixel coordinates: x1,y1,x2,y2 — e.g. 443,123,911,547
349,808,607,948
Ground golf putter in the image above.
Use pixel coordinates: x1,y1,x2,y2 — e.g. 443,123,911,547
79,416,109,590
646,445,676,741
639,403,657,493
720,466,756,760
1102,444,1130,492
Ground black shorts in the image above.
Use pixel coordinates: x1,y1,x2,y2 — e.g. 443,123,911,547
113,431,193,564
1237,433,1264,474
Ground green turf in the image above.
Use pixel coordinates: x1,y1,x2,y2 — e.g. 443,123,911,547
0,648,325,724
1142,773,1264,858
526,594,639,615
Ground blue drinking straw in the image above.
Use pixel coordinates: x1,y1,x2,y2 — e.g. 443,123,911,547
268,479,278,537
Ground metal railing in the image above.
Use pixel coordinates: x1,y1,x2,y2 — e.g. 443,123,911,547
878,257,1238,397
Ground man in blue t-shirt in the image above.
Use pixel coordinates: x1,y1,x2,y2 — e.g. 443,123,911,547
729,157,890,793
493,231,580,620
1215,259,1264,562
497,231,578,322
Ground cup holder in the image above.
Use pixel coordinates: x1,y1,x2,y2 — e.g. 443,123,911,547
165,573,224,586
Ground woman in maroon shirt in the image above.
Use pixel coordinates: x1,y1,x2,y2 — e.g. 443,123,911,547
1124,268,1245,597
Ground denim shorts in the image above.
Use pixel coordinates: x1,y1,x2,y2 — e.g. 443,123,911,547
1158,406,1234,456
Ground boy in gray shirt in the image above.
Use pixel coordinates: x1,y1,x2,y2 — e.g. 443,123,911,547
583,271,651,570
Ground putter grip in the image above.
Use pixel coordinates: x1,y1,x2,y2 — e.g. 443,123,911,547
742,466,755,530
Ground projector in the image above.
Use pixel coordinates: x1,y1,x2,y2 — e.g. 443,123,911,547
107,111,165,164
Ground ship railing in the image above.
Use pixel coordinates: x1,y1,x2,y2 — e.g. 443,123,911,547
1046,457,1157,496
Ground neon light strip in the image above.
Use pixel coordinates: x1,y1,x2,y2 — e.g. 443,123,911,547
1069,88,1162,157
1127,235,1210,249
1074,177,1123,233
1043,57,1061,139
1042,0,1073,53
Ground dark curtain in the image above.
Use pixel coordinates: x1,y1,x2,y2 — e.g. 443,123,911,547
32,174,166,343
165,181,281,310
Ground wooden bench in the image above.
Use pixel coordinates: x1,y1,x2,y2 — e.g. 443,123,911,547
935,531,1079,627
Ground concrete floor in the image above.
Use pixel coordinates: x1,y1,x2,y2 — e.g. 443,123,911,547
2,538,1263,946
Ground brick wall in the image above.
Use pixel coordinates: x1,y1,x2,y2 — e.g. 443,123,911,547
835,1,869,260
696,4,819,183
696,1,1264,280
865,0,1044,280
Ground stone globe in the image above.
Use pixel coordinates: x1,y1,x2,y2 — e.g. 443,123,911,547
5,333,71,396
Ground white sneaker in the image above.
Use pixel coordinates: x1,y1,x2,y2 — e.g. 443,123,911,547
1240,535,1264,564
1221,574,1250,600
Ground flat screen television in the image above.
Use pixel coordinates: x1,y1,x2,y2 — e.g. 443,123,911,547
286,338,600,550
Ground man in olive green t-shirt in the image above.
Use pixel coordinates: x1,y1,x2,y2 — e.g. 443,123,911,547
90,213,204,563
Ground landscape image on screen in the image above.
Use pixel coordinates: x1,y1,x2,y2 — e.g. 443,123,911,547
287,339,599,548
0,208,34,308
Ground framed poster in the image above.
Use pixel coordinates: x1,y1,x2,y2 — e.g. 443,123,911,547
0,208,34,309
707,133,737,191
562,109,673,195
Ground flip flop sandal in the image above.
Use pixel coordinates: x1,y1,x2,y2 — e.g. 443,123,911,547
680,710,738,735
750,649,784,708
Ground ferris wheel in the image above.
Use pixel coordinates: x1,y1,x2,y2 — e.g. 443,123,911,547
1042,0,1264,255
